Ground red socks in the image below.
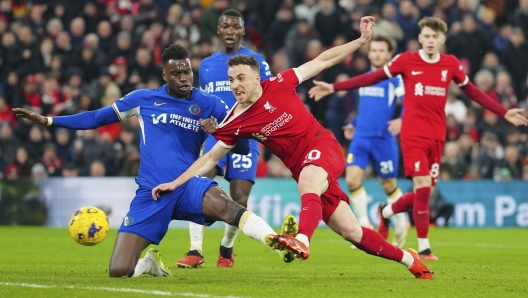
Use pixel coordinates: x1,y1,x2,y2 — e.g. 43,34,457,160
356,227,404,262
413,187,431,238
391,191,415,213
298,193,322,241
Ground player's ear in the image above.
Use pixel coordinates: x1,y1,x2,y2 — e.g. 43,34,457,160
255,74,260,84
162,69,167,82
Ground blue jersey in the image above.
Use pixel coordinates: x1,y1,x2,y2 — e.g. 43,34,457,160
353,73,404,137
199,47,272,107
112,86,228,188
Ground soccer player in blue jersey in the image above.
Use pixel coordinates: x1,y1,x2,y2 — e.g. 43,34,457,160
309,36,408,247
177,9,273,268
13,44,293,278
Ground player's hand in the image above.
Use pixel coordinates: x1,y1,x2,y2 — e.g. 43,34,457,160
12,108,47,125
342,124,355,140
152,181,179,200
200,116,218,134
358,16,375,44
504,108,528,126
387,118,402,135
308,80,335,101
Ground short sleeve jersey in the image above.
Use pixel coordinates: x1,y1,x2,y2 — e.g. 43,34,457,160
112,86,228,188
383,50,469,140
212,69,326,170
199,47,272,108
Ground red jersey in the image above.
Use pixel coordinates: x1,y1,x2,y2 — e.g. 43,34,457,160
213,69,327,170
383,50,469,141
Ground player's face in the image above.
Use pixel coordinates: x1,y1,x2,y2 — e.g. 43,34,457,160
418,27,446,57
367,41,391,69
217,15,245,52
228,64,261,105
162,58,193,99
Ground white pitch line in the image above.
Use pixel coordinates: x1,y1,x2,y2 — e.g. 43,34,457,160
0,282,250,298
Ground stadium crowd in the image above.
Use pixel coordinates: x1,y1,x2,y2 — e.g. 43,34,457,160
0,0,527,182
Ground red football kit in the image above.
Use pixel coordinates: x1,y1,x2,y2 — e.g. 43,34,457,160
213,68,348,223
334,50,507,185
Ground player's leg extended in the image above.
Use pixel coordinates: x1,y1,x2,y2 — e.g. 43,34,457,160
411,175,436,259
200,186,307,258
177,167,218,269
380,178,408,248
325,201,433,279
296,164,330,247
346,166,371,228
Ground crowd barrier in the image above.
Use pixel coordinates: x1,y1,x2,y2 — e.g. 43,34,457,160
1,178,526,228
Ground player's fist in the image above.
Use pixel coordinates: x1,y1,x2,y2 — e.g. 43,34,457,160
152,181,179,200
309,80,335,101
12,108,47,125
358,16,375,43
342,124,355,140
200,116,218,134
387,118,402,135
504,108,528,126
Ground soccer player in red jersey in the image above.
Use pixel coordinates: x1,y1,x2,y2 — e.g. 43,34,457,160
152,16,434,279
308,17,528,260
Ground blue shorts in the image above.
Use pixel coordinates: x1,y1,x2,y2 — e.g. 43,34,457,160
346,135,399,179
118,176,217,245
203,135,259,183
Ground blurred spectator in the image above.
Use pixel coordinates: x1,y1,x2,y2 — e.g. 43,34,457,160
201,0,229,41
395,0,419,52
11,146,33,178
325,73,352,144
41,143,62,177
54,128,73,163
267,6,297,53
447,15,490,78
69,17,86,51
31,163,48,180
0,95,16,126
441,141,467,178
89,160,106,177
493,24,512,54
8,26,40,78
25,125,47,161
504,145,523,179
461,109,479,142
285,19,318,67
445,114,461,142
444,92,467,123
314,0,347,47
458,132,479,167
72,129,110,176
374,3,404,43
474,69,499,103
501,28,528,98
295,0,319,28
510,0,528,36
0,122,20,163
480,52,506,77
476,132,505,179
174,12,201,46
61,162,79,177
494,71,518,108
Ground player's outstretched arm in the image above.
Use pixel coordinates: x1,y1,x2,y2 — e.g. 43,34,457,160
296,16,375,83
152,142,231,200
12,106,119,129
461,82,528,126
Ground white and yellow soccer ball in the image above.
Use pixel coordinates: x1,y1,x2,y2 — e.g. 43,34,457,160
68,206,110,246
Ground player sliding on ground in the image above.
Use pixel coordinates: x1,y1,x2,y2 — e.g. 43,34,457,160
325,36,409,248
13,44,296,278
308,17,528,260
153,16,434,279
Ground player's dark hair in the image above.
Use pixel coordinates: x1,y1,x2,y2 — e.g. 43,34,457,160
418,17,447,34
161,44,189,65
227,54,260,73
370,35,395,53
219,9,243,21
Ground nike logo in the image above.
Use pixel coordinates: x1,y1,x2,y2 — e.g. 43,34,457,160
154,102,166,107
417,210,428,214
411,71,423,75
234,126,241,135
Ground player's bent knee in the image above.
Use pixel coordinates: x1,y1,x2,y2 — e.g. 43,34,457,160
109,263,134,278
341,224,363,244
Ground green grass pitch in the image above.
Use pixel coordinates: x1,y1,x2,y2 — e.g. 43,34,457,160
1,227,527,298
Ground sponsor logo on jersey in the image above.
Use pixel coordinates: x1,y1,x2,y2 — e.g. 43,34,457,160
261,112,293,136
359,86,385,97
203,80,232,92
269,73,283,82
264,101,276,113
152,113,201,132
189,104,201,116
414,83,446,97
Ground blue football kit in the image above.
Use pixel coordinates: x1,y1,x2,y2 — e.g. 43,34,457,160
200,47,272,183
346,74,404,179
54,86,231,244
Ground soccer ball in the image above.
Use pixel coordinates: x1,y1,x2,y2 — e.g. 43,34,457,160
68,206,110,246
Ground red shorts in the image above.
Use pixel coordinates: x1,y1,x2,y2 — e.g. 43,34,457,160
291,131,349,223
401,135,444,186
